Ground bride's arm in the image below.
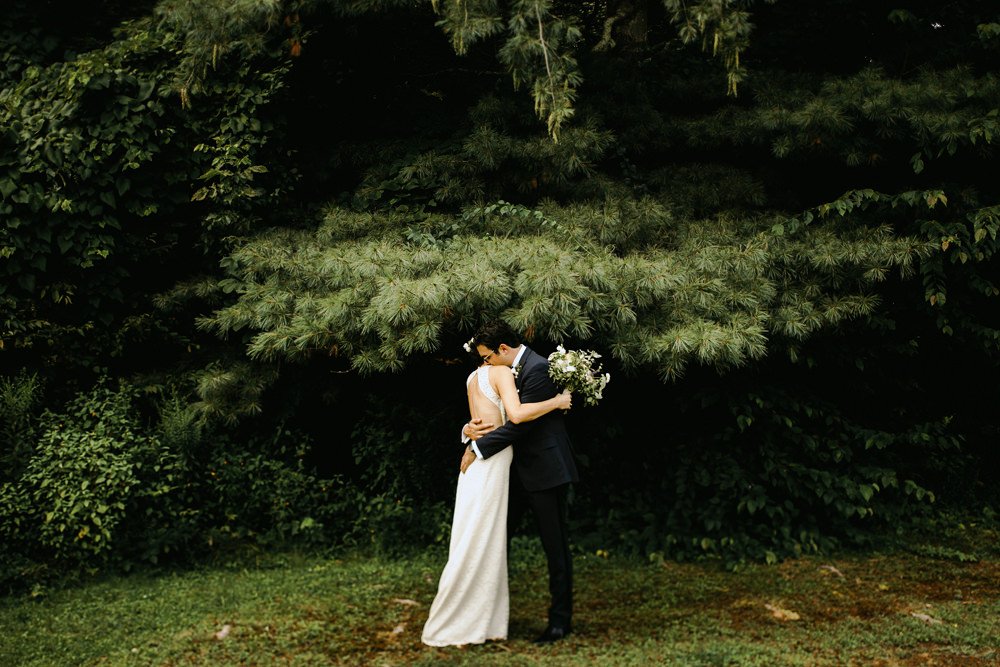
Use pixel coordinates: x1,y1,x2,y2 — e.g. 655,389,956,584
492,366,571,424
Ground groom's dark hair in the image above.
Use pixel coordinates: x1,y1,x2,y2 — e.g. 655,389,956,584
474,320,522,351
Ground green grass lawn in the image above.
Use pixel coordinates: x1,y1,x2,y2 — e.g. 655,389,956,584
2,536,998,666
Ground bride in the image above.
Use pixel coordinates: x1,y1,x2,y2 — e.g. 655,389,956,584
421,355,571,647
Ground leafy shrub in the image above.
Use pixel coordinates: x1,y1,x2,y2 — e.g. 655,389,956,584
15,382,152,564
115,391,203,564
0,377,391,585
200,441,336,547
343,392,463,555
350,493,451,557
349,394,460,501
573,380,964,567
0,371,43,482
133,397,369,557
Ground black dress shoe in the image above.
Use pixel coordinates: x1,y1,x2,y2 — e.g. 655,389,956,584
533,625,572,644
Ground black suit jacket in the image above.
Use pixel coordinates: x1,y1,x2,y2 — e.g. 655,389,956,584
475,346,580,492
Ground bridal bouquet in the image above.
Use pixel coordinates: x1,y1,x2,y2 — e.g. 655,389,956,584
547,346,610,406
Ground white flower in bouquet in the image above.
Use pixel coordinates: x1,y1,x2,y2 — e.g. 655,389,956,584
547,345,610,406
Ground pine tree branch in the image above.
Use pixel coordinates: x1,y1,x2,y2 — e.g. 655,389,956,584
534,1,557,117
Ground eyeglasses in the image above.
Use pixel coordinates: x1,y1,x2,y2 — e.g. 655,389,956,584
481,350,496,363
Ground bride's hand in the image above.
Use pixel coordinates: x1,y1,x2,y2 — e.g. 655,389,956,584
460,447,476,474
556,390,572,411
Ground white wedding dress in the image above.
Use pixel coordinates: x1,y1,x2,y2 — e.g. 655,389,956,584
422,367,513,646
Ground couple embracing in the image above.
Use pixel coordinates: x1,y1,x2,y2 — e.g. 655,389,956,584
421,320,579,647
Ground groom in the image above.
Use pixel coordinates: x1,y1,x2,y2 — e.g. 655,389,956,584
460,320,579,643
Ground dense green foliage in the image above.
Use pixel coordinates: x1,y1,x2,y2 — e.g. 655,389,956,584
2,0,999,581
0,375,439,587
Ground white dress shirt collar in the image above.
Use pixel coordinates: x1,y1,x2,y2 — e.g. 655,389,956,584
511,345,527,368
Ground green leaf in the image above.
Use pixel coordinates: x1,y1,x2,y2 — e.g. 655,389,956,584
0,178,16,198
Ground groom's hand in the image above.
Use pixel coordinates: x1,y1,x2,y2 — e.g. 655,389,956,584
460,446,476,474
464,418,494,440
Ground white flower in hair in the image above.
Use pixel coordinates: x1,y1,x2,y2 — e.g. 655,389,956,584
462,337,475,353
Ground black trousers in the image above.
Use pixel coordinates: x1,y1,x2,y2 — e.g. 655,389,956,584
509,473,573,629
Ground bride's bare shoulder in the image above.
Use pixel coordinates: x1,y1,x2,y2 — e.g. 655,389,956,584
489,365,514,379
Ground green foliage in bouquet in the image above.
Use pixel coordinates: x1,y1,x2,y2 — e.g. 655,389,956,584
547,346,609,406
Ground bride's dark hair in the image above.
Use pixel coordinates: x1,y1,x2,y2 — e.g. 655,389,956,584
474,320,522,351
